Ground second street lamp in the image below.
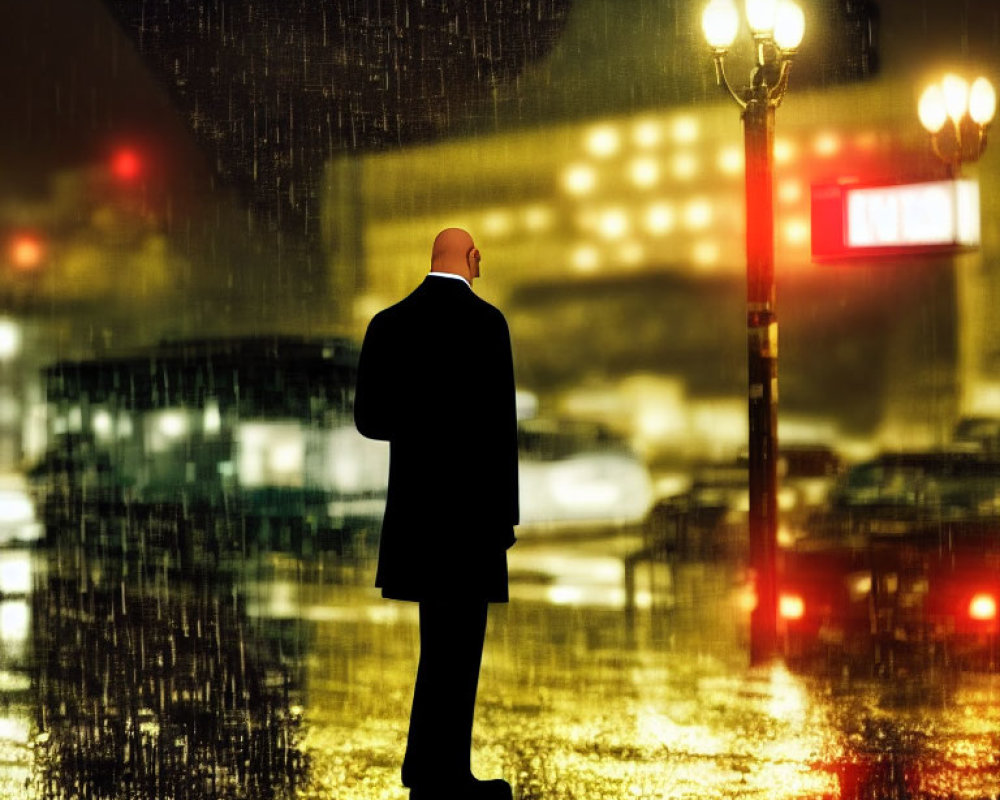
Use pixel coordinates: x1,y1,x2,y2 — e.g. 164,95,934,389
702,0,804,665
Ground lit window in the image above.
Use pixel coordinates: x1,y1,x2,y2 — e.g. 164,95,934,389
563,164,597,196
571,245,600,272
619,241,645,266
481,209,514,238
777,179,802,204
633,120,662,148
598,209,630,240
672,116,699,144
783,218,810,246
672,153,699,180
692,241,720,266
92,409,113,441
645,203,676,235
717,146,743,175
774,138,797,164
683,199,713,230
523,205,554,232
814,132,840,157
630,158,660,188
586,125,621,158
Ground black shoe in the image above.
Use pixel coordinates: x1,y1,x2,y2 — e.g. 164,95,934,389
410,777,512,800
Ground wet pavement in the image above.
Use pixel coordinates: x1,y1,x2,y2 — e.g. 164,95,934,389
2,517,1000,799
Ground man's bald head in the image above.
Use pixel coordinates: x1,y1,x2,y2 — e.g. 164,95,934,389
431,228,481,285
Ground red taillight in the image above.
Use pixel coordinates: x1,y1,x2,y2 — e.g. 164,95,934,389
969,593,997,621
779,593,805,620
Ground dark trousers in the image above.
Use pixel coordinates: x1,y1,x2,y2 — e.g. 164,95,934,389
401,598,489,788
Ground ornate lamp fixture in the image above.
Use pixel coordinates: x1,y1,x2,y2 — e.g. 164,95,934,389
919,74,996,173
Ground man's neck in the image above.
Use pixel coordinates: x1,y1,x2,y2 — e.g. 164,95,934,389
428,270,471,287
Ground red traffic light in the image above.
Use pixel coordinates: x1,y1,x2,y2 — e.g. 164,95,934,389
111,147,142,182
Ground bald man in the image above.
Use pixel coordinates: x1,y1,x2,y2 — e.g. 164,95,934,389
354,228,518,800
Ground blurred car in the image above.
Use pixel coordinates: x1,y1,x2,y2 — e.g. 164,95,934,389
516,418,654,534
777,450,1000,672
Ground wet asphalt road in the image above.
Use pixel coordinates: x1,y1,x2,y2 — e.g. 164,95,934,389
2,528,999,799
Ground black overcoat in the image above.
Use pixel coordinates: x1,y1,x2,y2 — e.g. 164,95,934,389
353,275,519,602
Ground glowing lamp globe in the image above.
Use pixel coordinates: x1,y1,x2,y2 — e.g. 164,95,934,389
918,85,948,133
702,0,739,51
745,0,778,34
773,0,804,51
969,77,997,125
941,74,970,123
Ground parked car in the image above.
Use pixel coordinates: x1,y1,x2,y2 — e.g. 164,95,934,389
777,451,1000,672
516,418,654,534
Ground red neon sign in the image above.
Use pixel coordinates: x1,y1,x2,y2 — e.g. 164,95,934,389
811,179,980,262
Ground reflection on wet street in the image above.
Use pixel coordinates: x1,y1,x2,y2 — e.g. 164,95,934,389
0,508,996,800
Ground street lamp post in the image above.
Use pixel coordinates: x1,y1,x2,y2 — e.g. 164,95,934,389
702,0,804,665
917,73,995,419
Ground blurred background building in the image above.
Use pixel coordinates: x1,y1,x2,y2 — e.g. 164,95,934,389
0,0,998,472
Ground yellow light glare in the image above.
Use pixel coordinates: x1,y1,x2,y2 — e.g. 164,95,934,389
969,593,997,621
702,0,739,50
523,204,554,231
683,199,713,230
571,245,600,272
481,209,514,238
777,179,802,204
692,240,720,266
672,116,700,144
942,73,970,122
813,132,840,157
774,138,797,163
92,410,113,440
563,164,597,196
918,84,948,133
779,593,805,620
586,125,621,158
717,145,743,175
0,321,21,360
630,157,660,188
783,218,810,246
969,76,996,125
620,241,645,265
672,153,699,180
598,208,630,239
745,0,778,34
773,0,805,50
633,120,662,148
645,203,676,235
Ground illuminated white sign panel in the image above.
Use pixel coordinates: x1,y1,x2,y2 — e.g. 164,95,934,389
846,179,980,249
811,178,981,262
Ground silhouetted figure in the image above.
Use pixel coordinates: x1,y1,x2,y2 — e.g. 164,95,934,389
354,228,519,800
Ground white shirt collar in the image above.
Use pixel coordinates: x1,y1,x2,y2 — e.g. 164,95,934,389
428,271,471,288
